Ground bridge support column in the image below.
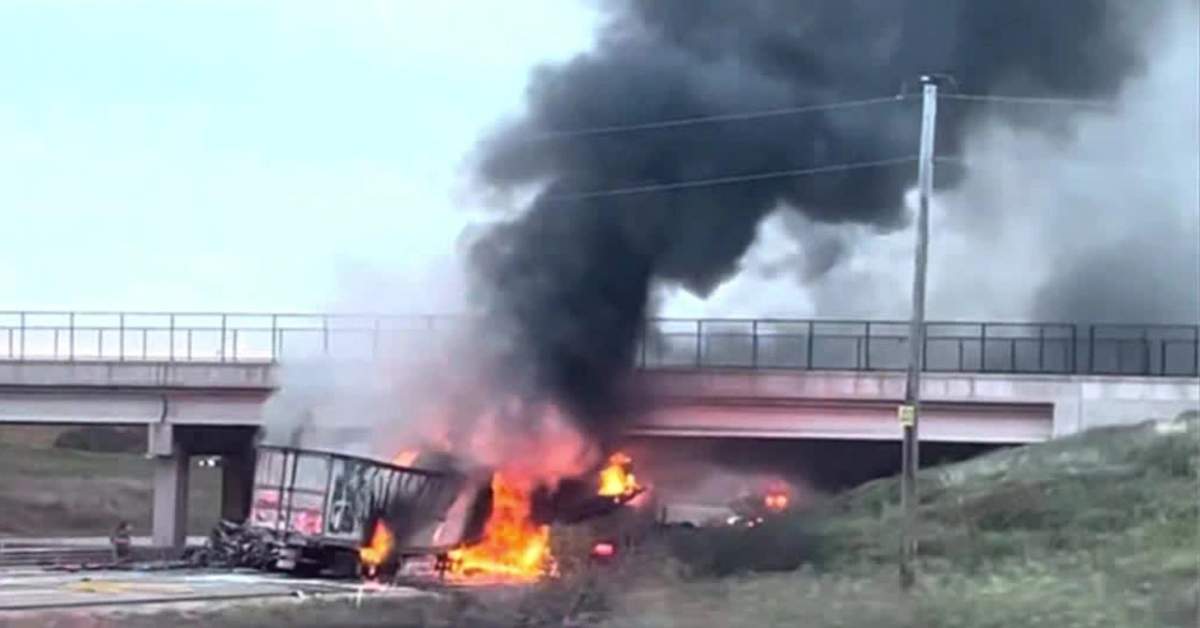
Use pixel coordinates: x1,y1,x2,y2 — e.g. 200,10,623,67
148,423,189,549
220,449,255,522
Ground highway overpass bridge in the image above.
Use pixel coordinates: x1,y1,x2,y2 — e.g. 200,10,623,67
1,311,1197,547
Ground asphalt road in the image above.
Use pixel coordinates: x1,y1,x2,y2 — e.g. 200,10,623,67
0,568,419,611
0,540,497,627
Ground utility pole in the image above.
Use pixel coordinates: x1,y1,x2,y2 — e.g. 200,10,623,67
900,76,938,589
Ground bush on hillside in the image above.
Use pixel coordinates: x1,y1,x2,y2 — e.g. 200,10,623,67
661,515,820,577
54,426,144,453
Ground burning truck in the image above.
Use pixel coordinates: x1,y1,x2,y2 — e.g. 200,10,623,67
223,443,644,581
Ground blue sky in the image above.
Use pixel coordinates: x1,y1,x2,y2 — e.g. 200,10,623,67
1,1,597,313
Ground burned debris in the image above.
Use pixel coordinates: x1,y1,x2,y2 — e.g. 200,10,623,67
186,520,278,571
190,444,649,583
533,453,645,525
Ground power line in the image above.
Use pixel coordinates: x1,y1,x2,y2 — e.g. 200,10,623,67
508,91,1111,146
935,155,1188,182
939,93,1115,110
521,94,915,142
544,155,917,202
936,155,1162,167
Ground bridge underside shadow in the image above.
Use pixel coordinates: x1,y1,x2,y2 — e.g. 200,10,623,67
625,435,1008,496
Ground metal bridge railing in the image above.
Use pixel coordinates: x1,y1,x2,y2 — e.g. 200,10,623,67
0,312,459,365
0,311,1196,377
638,319,1200,377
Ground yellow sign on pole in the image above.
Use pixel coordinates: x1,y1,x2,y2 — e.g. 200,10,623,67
898,404,915,427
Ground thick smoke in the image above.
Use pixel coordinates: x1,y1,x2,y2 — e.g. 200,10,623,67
469,0,1176,434
1025,6,1199,325
671,0,1199,325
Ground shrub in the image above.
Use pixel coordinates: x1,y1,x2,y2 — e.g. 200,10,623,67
660,514,819,577
54,426,144,453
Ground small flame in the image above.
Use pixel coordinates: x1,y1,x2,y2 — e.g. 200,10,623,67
360,520,395,569
447,474,552,581
392,449,420,467
763,488,790,513
590,541,616,558
763,497,792,511
598,452,639,498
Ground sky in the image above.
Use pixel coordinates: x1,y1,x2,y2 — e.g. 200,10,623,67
4,2,1195,325
0,1,598,313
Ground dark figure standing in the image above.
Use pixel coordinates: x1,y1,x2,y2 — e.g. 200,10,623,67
110,520,132,564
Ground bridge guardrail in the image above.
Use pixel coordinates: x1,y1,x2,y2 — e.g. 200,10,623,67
0,311,1196,377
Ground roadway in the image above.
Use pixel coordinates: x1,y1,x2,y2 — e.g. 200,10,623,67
0,567,439,625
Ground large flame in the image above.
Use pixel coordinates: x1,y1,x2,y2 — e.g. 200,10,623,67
447,474,552,581
360,520,394,570
598,452,640,498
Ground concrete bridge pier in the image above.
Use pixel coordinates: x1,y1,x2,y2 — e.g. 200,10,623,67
148,423,189,549
146,423,258,549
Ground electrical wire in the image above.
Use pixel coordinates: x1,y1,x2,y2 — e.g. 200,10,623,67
544,155,918,202
520,94,915,142
939,93,1115,110
501,89,1122,203
507,91,1111,146
935,155,1188,182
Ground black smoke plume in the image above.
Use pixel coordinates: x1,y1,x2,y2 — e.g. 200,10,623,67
468,0,1160,435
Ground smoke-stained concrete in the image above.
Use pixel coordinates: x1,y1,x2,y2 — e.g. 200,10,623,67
467,0,1175,435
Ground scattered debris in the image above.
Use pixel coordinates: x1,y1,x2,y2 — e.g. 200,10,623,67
184,520,276,570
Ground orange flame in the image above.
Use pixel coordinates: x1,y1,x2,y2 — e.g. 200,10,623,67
392,449,419,467
763,482,791,513
598,452,639,498
447,474,552,581
359,520,394,568
764,493,789,512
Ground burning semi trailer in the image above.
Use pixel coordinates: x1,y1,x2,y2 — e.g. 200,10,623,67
196,445,645,582
195,446,486,578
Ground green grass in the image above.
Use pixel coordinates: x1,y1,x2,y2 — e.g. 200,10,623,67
0,441,222,537
816,415,1199,570
584,413,1200,627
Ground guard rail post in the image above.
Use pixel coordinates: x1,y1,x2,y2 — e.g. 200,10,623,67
751,320,759,368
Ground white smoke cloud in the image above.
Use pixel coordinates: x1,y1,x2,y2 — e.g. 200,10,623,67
259,216,605,480
259,213,480,458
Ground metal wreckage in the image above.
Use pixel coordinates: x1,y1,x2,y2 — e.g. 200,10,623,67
189,444,645,580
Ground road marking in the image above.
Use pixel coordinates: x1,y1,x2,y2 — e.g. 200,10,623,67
0,588,60,597
65,581,193,594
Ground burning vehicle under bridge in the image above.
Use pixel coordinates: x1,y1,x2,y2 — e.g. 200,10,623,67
193,445,645,582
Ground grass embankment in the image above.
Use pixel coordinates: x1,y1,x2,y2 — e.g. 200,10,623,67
0,437,220,537
569,413,1199,627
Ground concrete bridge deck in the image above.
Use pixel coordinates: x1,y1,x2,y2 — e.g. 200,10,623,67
1,360,1195,439
633,369,1199,442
